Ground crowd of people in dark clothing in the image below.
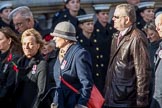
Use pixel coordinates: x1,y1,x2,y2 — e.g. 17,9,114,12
0,0,162,108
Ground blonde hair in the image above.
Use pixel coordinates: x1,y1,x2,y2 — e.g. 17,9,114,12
21,28,44,50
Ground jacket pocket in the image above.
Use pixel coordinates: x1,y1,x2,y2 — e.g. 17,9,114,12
112,79,135,101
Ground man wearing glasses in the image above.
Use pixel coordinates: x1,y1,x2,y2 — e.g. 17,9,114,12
104,4,151,108
8,6,48,37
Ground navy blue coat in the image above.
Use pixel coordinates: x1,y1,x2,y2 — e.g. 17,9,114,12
53,44,93,108
92,20,116,94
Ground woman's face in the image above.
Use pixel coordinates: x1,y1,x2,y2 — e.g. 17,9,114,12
0,31,11,53
22,35,40,58
0,8,12,21
41,40,55,55
141,9,155,22
66,0,80,12
53,36,68,49
81,21,94,34
97,11,109,24
146,29,160,42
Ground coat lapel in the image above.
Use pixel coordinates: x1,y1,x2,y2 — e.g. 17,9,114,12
60,44,80,73
108,26,133,67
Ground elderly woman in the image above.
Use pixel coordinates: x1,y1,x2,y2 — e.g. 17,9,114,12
0,27,22,107
15,28,47,108
40,35,58,108
143,21,162,104
143,22,161,70
50,21,93,108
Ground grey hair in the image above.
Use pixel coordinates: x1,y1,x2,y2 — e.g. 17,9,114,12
116,4,136,23
8,6,33,20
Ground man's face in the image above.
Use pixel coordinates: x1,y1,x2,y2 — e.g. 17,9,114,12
13,14,31,34
155,15,162,37
112,8,128,31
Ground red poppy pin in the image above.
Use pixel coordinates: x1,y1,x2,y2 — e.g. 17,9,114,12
12,62,19,73
7,53,12,62
158,50,162,59
7,53,19,72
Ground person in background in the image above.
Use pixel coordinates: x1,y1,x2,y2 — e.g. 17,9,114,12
8,6,49,37
77,13,107,95
155,7,162,18
76,14,94,51
0,2,14,30
143,21,161,75
92,4,116,94
136,2,155,31
15,28,47,108
51,0,85,34
50,21,93,108
104,4,151,108
143,21,162,105
0,27,22,107
150,13,162,108
126,0,140,6
40,34,58,108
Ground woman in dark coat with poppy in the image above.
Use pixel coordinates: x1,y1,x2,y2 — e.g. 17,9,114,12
0,27,22,107
15,28,47,108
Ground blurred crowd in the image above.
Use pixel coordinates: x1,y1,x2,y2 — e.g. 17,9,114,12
0,0,162,108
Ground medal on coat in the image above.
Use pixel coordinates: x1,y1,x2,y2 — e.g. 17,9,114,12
32,65,37,74
61,60,67,70
158,50,162,59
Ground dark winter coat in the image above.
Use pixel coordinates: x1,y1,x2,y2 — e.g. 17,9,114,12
104,26,151,107
15,53,47,108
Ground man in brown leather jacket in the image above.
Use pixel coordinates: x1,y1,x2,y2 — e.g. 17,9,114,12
104,4,151,108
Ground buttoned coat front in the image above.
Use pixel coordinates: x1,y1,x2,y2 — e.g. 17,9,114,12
53,44,93,108
104,26,151,107
92,20,116,94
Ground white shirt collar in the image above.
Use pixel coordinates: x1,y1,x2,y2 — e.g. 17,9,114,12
120,26,132,36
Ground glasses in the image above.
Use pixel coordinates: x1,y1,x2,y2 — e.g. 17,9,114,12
113,15,126,19
14,18,29,28
14,22,23,28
